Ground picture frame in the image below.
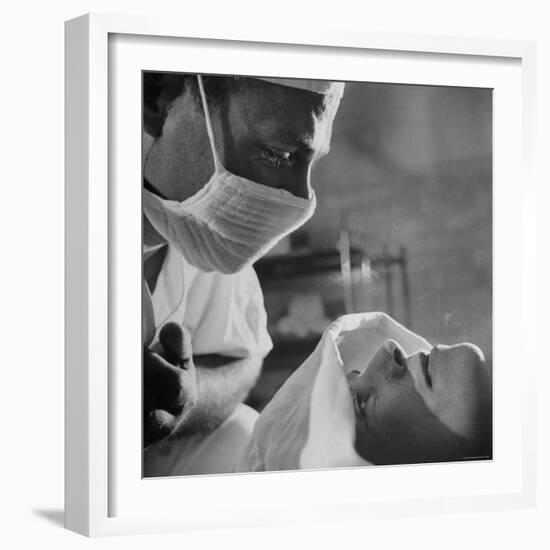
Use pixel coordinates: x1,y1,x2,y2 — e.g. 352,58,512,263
65,12,537,537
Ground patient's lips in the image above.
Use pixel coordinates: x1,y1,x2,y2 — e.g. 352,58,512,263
420,351,432,388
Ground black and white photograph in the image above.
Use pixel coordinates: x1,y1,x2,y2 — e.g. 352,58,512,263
2,0,544,543
141,72,493,477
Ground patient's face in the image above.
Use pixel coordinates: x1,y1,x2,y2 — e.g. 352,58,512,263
347,340,491,465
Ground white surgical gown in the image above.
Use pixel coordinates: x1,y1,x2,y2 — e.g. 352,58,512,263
143,241,273,476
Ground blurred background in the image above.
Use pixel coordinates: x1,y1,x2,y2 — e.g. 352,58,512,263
247,81,492,411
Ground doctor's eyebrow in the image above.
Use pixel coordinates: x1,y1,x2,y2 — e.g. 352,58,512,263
262,134,330,160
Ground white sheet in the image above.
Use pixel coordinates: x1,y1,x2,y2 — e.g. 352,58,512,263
239,312,432,471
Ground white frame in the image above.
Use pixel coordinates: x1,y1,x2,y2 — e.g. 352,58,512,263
65,13,537,537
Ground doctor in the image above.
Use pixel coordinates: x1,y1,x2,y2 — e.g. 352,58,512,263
142,73,344,476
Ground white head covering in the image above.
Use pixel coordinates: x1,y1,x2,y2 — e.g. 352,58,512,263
255,77,345,102
238,312,432,472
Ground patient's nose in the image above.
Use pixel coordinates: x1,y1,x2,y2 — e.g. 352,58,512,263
384,340,408,380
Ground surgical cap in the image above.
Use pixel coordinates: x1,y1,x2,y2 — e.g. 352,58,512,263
255,77,345,102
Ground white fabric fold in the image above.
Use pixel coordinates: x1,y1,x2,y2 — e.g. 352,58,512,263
239,312,432,472
256,78,345,101
144,244,273,358
143,170,316,274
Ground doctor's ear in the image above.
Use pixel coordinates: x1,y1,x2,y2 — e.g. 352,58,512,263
143,72,184,137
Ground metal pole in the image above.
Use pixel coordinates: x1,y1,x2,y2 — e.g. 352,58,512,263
383,244,394,318
400,246,412,329
338,229,354,314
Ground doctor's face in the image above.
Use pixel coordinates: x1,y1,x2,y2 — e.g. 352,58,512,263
347,340,491,465
144,77,340,202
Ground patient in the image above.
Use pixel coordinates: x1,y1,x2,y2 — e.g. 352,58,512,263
240,312,492,471
345,338,491,465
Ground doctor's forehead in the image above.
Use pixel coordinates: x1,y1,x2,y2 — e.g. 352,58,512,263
239,77,335,115
230,79,339,150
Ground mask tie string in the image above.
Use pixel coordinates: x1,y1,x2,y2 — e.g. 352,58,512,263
197,75,222,173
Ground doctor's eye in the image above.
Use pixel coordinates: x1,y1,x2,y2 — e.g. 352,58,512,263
258,145,296,169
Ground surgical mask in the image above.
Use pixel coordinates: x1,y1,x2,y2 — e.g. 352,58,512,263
143,75,317,274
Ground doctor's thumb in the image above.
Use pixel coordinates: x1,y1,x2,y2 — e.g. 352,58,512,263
159,322,193,366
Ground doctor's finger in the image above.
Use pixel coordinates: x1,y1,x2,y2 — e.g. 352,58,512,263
144,350,193,409
143,385,167,447
143,408,175,448
148,409,178,433
158,322,193,365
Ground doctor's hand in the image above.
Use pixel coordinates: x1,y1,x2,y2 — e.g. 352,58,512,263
143,323,198,448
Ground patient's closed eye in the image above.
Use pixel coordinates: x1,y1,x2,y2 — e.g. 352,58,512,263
356,392,372,419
